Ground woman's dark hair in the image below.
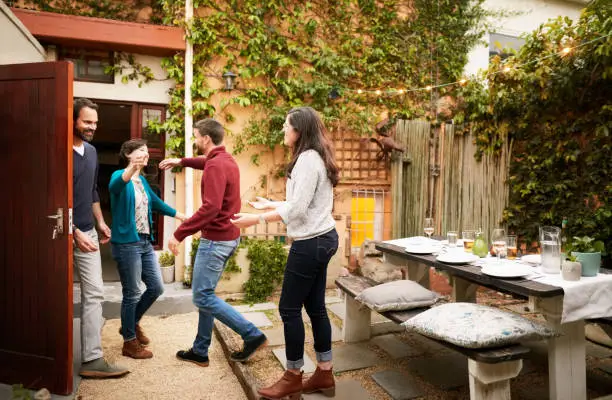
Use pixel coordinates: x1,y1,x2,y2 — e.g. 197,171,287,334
285,107,339,187
119,139,147,167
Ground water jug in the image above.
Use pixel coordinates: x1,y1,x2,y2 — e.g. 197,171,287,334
540,226,561,274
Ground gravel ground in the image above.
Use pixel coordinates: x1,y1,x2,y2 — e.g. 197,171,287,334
75,313,247,400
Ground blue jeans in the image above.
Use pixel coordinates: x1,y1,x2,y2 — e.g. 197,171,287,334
112,234,164,341
192,238,262,357
280,228,338,370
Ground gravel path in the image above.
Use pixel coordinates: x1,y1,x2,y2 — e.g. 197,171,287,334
76,312,247,400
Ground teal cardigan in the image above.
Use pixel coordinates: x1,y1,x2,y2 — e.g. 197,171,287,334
109,169,176,244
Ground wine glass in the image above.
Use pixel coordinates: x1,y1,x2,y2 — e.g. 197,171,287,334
491,228,507,263
424,218,434,239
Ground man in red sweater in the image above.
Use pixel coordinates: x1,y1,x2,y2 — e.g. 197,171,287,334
160,119,267,366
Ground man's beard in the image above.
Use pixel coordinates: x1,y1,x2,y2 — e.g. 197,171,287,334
75,128,95,142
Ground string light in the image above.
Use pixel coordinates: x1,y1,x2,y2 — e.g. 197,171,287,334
342,32,610,97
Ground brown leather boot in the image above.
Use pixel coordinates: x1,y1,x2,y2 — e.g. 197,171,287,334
119,324,150,345
122,338,153,359
135,324,150,345
257,370,302,399
303,367,335,396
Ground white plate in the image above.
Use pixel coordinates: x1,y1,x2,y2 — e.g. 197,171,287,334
405,245,438,254
521,254,541,265
481,265,532,278
436,252,479,264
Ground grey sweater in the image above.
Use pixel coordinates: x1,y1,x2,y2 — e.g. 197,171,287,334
276,150,336,240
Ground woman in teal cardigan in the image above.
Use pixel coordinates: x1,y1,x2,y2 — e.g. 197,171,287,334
109,139,185,359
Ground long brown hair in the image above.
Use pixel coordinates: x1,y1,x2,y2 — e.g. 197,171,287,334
285,107,339,187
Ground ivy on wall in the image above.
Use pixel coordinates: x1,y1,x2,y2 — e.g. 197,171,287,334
456,0,612,260
147,0,502,160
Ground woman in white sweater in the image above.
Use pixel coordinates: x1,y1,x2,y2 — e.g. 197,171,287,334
232,107,339,399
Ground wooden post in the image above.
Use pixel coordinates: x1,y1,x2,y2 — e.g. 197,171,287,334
342,295,371,343
451,277,477,303
468,359,522,400
533,295,587,400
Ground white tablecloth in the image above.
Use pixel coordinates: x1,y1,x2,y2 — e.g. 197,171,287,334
530,267,612,323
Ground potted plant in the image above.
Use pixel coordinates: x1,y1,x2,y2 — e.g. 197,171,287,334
567,236,605,277
561,254,581,281
158,251,175,284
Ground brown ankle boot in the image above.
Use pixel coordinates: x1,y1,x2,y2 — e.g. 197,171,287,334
122,338,153,359
119,325,150,345
303,367,335,396
135,324,150,345
257,370,302,399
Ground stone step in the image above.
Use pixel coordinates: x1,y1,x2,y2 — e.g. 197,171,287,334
303,379,370,399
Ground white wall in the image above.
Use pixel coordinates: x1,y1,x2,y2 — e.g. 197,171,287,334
46,48,173,105
0,2,46,65
465,0,584,76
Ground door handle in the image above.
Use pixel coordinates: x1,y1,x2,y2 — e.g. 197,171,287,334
47,208,63,239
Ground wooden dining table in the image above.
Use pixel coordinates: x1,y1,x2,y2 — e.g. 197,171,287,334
375,241,611,400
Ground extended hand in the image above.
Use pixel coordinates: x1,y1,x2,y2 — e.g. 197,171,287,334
159,158,182,170
98,221,111,244
168,235,181,256
248,197,275,210
230,213,260,229
74,229,98,252
175,212,187,222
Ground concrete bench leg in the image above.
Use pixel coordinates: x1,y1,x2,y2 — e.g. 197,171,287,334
342,295,371,343
468,359,522,400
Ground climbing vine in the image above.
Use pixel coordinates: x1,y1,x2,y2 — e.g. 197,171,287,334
455,0,612,261
148,0,503,159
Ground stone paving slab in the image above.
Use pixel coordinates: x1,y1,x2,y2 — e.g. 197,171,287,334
272,348,316,373
241,312,273,328
515,384,550,400
371,369,424,400
598,362,612,375
405,354,468,390
407,332,450,355
333,343,380,373
233,302,277,312
325,296,343,305
328,302,345,320
594,395,612,400
371,334,423,359
263,327,286,347
303,379,370,399
587,342,612,359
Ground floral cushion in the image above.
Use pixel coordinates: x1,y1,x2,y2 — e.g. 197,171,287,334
355,280,438,312
402,302,558,349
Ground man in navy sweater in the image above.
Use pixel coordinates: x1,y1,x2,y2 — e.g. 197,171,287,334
72,98,128,378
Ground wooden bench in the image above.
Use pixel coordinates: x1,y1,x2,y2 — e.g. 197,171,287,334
335,274,531,400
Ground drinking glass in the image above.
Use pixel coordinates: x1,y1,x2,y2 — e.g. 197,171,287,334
447,231,458,247
424,218,434,239
462,230,475,252
491,228,507,263
506,235,518,260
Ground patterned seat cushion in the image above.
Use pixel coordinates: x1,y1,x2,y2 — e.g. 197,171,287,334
355,280,438,312
402,302,558,349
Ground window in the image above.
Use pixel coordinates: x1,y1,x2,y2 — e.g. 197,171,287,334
59,47,114,83
489,33,525,60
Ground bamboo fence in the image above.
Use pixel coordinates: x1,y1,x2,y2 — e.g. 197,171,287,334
392,121,512,243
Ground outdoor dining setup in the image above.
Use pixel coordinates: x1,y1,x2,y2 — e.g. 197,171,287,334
336,222,612,400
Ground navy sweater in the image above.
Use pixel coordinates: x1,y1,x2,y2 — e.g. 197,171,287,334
73,142,100,232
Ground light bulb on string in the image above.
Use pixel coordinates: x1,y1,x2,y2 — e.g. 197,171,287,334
357,89,363,94
459,79,467,86
425,85,432,91
375,90,382,96
561,47,572,55
503,66,512,73
398,89,405,94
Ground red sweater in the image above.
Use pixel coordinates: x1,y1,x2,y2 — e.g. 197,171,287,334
173,146,241,242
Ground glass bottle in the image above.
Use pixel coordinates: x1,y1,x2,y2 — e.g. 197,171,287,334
473,229,489,258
